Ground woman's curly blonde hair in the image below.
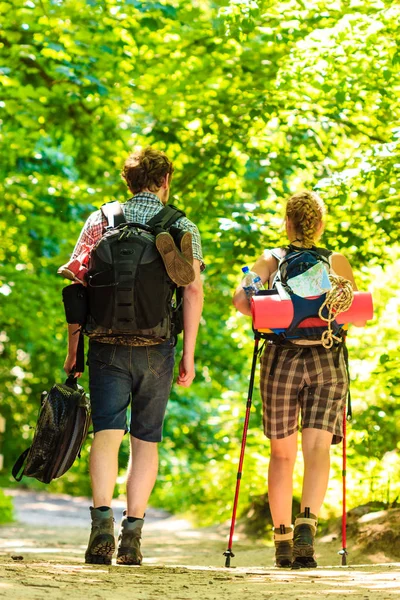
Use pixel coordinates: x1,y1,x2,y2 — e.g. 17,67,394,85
285,191,326,247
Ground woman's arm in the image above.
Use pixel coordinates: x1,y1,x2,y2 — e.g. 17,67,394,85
330,253,358,291
232,251,278,316
331,252,367,327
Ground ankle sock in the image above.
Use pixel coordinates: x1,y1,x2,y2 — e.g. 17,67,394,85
95,506,111,512
127,516,142,523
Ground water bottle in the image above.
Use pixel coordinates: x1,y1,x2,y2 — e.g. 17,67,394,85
241,266,264,299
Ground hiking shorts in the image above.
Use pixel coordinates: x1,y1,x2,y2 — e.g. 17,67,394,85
87,339,175,442
260,343,348,445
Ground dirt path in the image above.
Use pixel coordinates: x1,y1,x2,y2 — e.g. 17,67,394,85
1,490,399,599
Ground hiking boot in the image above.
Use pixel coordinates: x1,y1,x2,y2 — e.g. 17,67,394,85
169,227,194,265
273,525,293,568
291,508,318,569
116,512,144,566
85,506,115,565
155,231,195,287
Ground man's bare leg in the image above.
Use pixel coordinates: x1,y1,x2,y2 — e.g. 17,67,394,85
126,435,159,517
90,429,125,507
85,429,124,565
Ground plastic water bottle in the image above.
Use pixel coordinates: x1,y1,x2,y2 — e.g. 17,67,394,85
241,266,264,299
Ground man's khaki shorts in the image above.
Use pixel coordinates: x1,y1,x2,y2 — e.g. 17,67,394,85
260,343,348,445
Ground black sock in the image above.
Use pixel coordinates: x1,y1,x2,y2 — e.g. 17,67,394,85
127,516,142,523
95,506,111,512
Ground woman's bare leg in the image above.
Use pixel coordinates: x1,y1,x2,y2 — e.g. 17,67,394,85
301,428,333,515
268,432,298,527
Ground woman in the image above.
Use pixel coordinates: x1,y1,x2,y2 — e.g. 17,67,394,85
233,191,359,569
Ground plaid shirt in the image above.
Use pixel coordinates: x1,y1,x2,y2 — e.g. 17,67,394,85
70,192,205,269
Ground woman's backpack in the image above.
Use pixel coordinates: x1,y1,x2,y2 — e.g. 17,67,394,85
268,244,344,344
12,375,91,484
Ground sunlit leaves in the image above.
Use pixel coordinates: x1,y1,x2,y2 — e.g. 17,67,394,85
0,0,399,520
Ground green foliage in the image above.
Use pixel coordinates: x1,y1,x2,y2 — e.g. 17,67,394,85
0,490,14,524
0,0,399,523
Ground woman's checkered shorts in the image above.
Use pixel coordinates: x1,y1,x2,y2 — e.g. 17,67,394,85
260,343,349,445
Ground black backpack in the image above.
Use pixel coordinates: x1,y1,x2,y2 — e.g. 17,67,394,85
84,202,185,342
12,375,90,484
266,244,343,343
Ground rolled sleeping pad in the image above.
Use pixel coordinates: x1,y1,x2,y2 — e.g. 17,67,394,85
251,291,373,330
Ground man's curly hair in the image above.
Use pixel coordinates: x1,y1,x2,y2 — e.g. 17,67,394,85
121,147,174,194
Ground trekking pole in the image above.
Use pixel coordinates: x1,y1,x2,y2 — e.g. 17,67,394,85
339,401,348,566
224,333,260,568
339,345,352,566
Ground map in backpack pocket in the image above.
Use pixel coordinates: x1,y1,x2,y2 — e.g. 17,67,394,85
287,261,332,298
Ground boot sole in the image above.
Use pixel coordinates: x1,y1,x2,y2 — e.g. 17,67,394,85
292,545,317,569
155,233,195,287
291,557,318,569
180,232,193,265
275,560,292,568
116,554,142,566
85,534,115,565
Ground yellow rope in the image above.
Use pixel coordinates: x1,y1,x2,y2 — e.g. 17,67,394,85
318,275,354,349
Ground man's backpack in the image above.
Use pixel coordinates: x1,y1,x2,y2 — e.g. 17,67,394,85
12,376,90,484
84,202,185,342
267,244,344,344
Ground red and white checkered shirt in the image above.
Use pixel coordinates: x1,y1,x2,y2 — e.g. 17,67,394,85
70,192,204,269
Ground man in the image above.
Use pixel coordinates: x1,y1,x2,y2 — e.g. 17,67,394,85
61,147,204,565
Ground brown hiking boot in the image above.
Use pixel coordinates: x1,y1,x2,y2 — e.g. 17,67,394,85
85,507,115,565
155,231,195,287
274,525,293,568
292,508,318,569
116,513,144,566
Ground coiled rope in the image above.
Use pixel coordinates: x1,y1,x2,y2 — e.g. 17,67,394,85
318,275,354,349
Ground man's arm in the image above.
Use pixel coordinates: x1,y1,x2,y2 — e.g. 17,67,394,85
60,213,100,377
177,259,203,387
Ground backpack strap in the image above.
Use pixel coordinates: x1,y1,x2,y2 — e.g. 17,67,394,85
12,447,31,481
314,246,333,259
147,205,186,232
269,247,287,262
101,201,126,228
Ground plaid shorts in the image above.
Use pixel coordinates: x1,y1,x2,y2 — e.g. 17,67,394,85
260,343,348,445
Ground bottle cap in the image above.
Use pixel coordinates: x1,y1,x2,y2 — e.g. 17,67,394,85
242,266,249,274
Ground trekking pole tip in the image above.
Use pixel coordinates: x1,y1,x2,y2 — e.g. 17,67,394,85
338,548,348,566
223,549,235,568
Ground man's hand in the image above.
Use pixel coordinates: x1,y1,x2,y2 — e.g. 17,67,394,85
63,353,82,378
177,355,195,387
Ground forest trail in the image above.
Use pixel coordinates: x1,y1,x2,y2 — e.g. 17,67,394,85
0,489,399,600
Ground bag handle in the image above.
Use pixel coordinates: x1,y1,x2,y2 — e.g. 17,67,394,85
12,447,31,481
